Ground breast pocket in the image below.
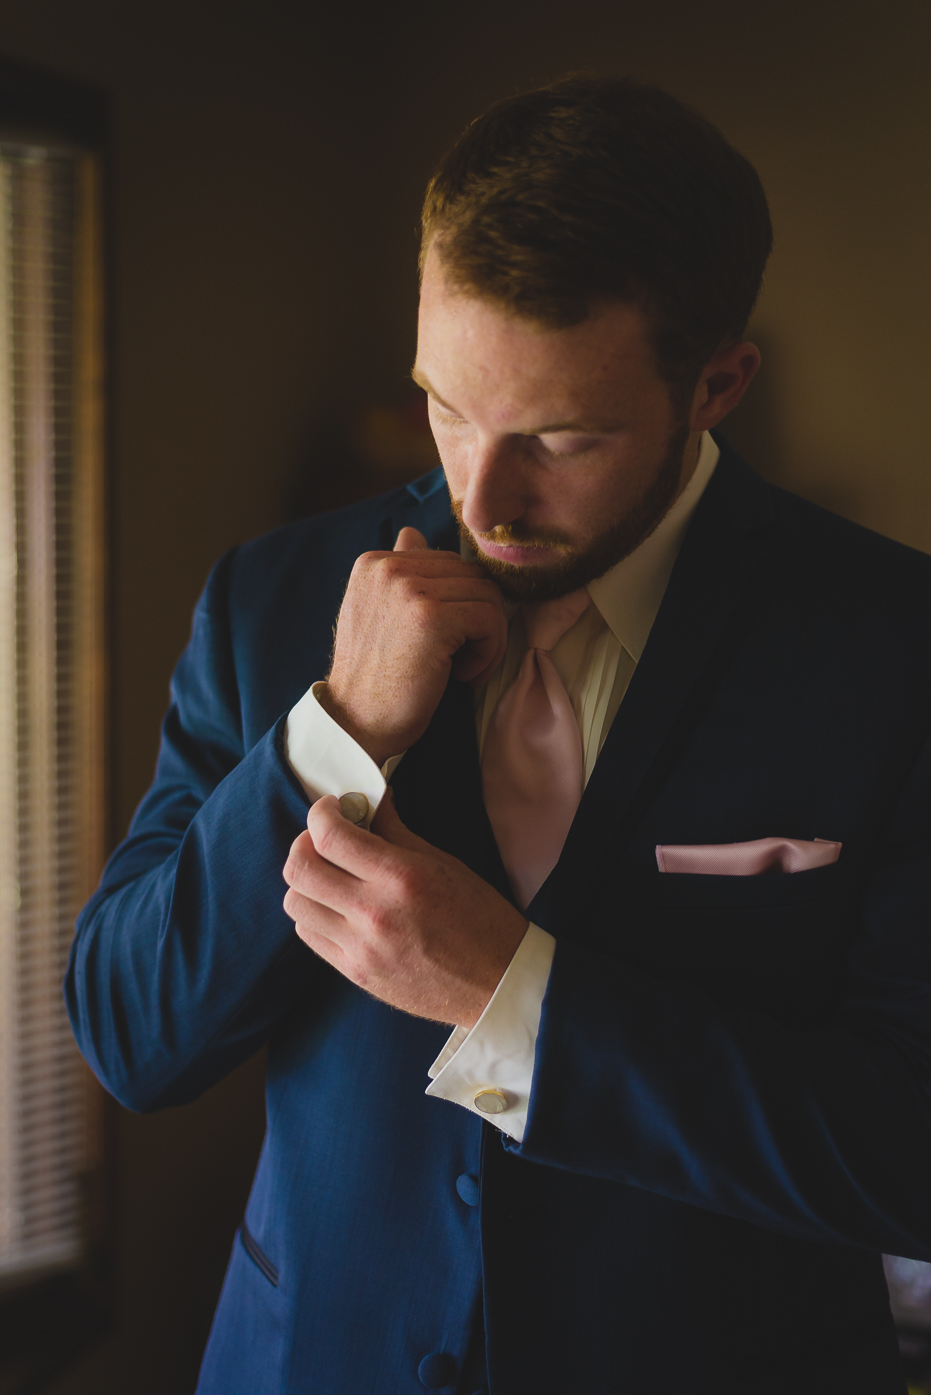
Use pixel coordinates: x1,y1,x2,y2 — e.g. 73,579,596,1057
655,858,849,910
642,860,858,1019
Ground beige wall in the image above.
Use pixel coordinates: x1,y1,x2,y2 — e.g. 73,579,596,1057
0,1,926,1389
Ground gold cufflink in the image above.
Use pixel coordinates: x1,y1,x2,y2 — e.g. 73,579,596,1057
338,792,370,825
473,1089,509,1115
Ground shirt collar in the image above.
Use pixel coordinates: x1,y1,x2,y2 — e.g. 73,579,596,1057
586,430,720,661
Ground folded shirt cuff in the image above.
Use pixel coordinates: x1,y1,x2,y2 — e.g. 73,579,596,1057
425,923,556,1143
284,681,401,826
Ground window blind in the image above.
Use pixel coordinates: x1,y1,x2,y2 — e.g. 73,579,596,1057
0,140,104,1284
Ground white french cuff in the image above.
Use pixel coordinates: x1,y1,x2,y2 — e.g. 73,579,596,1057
284,681,403,827
425,922,557,1143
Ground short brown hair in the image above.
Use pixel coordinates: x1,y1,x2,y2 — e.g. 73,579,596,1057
421,75,773,401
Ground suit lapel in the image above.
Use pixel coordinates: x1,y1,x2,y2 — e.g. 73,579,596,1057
527,445,777,930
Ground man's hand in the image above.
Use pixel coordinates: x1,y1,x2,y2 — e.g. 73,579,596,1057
320,526,507,767
282,793,529,1029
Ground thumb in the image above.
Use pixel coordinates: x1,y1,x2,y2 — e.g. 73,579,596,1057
394,526,429,552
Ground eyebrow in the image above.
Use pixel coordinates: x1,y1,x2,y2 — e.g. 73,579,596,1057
411,366,622,436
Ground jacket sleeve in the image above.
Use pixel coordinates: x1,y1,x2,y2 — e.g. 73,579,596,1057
517,726,931,1261
65,548,316,1111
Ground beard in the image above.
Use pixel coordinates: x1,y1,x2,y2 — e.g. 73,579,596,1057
452,421,691,604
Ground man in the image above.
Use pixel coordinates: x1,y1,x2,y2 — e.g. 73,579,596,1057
66,77,931,1394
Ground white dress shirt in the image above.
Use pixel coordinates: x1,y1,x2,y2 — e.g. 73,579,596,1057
285,432,720,1142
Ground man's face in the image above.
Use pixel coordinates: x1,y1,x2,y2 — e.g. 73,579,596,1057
413,246,698,603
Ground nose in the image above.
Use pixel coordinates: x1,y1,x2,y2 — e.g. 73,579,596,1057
459,436,530,535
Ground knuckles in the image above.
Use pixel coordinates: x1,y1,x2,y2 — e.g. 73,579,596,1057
362,899,398,940
380,858,427,910
396,574,434,607
349,550,496,597
349,550,387,578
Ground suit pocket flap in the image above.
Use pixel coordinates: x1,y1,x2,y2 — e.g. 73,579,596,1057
240,1222,279,1286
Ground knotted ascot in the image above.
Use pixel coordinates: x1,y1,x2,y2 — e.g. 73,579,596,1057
481,589,592,910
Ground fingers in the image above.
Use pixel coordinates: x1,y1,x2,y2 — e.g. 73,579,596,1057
399,576,503,606
348,548,498,608
356,545,486,579
283,874,354,971
283,877,346,940
353,553,505,658
304,795,396,884
283,824,360,913
394,526,428,552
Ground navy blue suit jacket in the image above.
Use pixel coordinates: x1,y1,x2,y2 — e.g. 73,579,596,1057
66,438,931,1394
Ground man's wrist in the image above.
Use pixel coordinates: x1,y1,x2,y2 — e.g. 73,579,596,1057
456,915,530,1030
317,681,394,769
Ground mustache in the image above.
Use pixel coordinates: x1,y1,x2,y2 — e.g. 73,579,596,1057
450,501,574,552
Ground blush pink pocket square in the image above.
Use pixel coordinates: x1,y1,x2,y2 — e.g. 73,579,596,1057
655,837,842,876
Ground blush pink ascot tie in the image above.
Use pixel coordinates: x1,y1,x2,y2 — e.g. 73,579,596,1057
481,589,591,910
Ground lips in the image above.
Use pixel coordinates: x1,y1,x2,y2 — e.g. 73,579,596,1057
475,538,564,566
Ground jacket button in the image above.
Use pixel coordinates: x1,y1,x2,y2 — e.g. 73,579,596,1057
456,1172,479,1206
418,1351,456,1388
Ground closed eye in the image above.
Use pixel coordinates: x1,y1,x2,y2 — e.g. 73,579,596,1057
537,433,605,457
431,404,468,428
430,399,614,457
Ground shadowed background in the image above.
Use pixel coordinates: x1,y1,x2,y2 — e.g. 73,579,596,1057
0,1,926,1389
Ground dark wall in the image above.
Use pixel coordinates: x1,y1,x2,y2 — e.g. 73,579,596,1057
0,2,926,1390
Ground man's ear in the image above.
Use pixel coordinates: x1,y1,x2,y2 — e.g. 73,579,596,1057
688,341,761,433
